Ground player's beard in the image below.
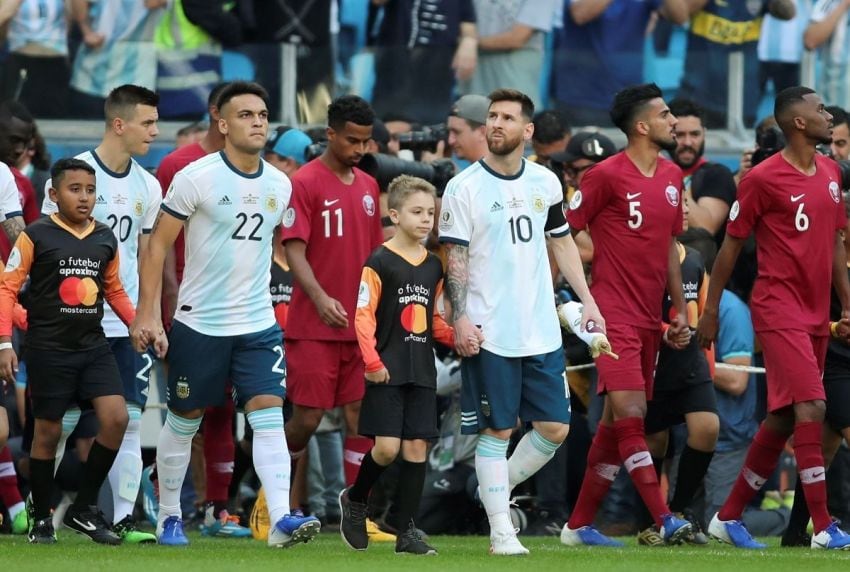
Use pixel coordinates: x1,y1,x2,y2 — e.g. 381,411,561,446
652,132,678,153
487,131,523,156
673,140,705,169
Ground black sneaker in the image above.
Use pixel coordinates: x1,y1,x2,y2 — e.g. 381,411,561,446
28,518,57,544
395,521,437,555
781,527,812,547
63,505,121,545
678,511,709,545
339,488,368,550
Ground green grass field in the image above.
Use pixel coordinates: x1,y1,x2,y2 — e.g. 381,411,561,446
2,531,850,572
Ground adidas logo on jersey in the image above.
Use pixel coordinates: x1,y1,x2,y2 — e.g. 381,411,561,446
491,201,504,212
218,196,232,206
95,195,107,205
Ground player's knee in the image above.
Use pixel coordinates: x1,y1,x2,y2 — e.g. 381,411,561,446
541,423,569,444
794,400,826,423
34,419,62,449
401,439,427,462
102,408,129,436
372,441,400,465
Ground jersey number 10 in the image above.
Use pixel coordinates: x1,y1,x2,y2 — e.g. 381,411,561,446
508,215,532,244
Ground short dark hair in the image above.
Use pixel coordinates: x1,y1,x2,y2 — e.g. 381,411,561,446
104,84,159,123
488,88,534,121
774,86,816,130
827,105,849,129
610,83,664,135
328,95,375,131
668,98,705,125
207,82,231,109
51,158,96,188
216,81,270,111
532,110,571,144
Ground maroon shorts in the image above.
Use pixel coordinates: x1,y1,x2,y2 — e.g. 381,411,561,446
286,339,365,409
758,329,827,413
595,323,661,400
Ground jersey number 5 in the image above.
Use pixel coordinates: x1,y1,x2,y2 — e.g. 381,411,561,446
628,201,643,229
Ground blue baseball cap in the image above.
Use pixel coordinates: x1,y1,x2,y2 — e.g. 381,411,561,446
265,126,312,164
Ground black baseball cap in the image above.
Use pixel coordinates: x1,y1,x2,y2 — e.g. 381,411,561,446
550,132,617,164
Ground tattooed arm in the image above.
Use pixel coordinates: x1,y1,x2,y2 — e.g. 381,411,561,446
1,216,24,245
445,243,483,356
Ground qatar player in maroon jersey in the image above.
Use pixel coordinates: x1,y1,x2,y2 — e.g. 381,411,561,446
698,87,850,550
281,96,384,494
562,83,693,547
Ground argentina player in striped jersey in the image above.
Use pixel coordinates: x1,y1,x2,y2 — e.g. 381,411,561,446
131,82,320,547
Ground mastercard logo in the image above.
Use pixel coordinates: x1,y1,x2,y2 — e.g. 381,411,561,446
400,303,427,334
59,276,98,306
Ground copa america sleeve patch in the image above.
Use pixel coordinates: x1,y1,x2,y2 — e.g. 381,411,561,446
569,191,582,210
357,280,370,308
282,207,296,228
5,246,20,272
729,200,740,221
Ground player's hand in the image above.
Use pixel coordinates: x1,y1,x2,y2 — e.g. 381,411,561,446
151,329,169,359
696,309,718,349
365,368,390,384
315,294,349,329
130,316,160,353
665,314,692,350
0,348,18,385
83,30,106,49
589,334,618,360
580,300,605,334
452,37,477,81
453,315,484,357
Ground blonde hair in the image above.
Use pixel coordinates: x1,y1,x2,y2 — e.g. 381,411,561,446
387,175,436,211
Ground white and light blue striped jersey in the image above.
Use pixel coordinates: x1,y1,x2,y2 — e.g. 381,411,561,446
162,151,291,337
42,150,161,337
810,0,850,108
438,158,566,357
0,163,24,221
8,0,68,55
758,0,811,63
70,0,161,98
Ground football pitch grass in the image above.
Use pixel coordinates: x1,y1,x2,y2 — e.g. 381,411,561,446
2,532,850,571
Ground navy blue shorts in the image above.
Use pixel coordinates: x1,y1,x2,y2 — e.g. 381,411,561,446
166,321,286,410
109,337,153,407
460,347,570,435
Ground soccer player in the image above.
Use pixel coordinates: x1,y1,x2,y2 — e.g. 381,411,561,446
0,158,161,545
439,88,603,556
561,83,693,547
155,82,252,539
698,86,850,550
131,81,320,548
281,96,383,498
40,84,161,544
339,175,454,555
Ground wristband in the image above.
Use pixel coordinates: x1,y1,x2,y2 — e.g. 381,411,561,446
0,342,12,351
830,321,840,338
